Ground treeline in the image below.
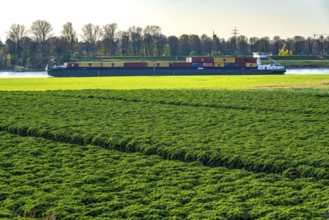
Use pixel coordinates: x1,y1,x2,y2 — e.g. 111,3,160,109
0,20,329,69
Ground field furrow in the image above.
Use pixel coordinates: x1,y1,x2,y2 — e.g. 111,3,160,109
1,131,329,219
0,89,328,180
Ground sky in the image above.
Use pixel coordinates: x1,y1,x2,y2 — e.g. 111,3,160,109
0,0,328,41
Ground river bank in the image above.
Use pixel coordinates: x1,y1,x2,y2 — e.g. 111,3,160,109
0,68,328,78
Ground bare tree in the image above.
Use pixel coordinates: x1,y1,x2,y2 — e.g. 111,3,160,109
254,37,270,53
272,36,281,55
103,23,118,56
117,31,129,56
249,37,258,53
179,34,190,55
61,22,77,55
128,26,143,56
306,37,313,54
294,36,305,55
30,20,53,57
7,24,27,44
228,36,237,54
81,23,102,56
237,35,249,55
167,36,179,56
7,24,27,62
200,34,211,56
143,25,162,56
189,34,201,55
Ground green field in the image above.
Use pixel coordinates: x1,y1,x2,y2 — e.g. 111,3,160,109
1,76,329,219
0,75,329,91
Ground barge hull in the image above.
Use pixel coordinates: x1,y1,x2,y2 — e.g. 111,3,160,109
47,67,285,77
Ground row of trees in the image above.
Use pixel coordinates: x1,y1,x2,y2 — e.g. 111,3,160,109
0,20,329,69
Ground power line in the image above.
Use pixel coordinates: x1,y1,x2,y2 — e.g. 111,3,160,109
232,26,239,39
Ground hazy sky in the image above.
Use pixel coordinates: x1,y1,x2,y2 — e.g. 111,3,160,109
1,0,328,41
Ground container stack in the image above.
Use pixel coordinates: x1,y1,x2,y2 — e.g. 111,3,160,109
185,57,258,68
245,58,257,68
214,57,236,68
169,62,192,67
186,57,214,68
235,58,257,68
68,56,258,70
124,62,148,68
186,57,238,68
102,62,124,67
64,62,79,68
147,62,170,67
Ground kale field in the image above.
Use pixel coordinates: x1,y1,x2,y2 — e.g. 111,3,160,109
1,89,329,219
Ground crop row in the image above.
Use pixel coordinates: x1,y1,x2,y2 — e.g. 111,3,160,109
1,131,329,219
50,89,329,115
0,90,328,180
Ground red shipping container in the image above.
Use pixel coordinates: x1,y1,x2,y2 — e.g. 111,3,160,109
246,58,257,63
201,57,214,63
169,62,192,67
235,58,247,64
124,62,148,67
203,63,214,68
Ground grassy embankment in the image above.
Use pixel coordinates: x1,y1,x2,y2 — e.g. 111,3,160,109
0,75,329,91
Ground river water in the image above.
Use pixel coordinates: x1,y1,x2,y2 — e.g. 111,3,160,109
0,69,328,78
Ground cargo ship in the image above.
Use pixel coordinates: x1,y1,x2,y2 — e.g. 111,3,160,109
46,52,286,77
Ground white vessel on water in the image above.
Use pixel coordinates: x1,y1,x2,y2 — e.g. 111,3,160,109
253,52,286,71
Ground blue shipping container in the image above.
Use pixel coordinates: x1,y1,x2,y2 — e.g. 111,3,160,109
192,63,203,68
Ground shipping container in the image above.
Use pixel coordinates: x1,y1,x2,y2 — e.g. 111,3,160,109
192,63,203,68
78,62,102,68
246,58,257,63
101,62,111,67
186,57,214,63
213,58,223,63
114,62,125,67
214,57,235,63
201,57,214,63
124,62,148,68
214,63,225,67
246,63,257,67
169,62,192,67
236,63,246,68
65,62,79,68
203,63,214,68
224,63,236,68
102,62,124,67
79,62,92,68
235,58,247,64
147,62,155,67
147,62,170,67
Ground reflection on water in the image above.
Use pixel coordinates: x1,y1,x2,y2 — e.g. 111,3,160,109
0,69,328,78
0,71,49,78
286,69,329,74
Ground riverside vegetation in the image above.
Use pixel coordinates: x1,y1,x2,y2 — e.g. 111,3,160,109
1,75,329,91
0,88,329,219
